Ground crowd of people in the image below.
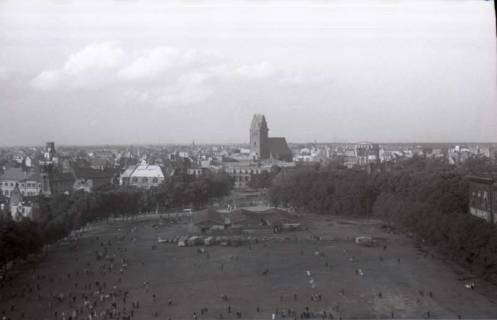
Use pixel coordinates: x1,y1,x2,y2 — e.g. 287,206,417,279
0,216,472,320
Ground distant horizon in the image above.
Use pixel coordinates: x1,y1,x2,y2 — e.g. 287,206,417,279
1,0,496,146
3,141,497,149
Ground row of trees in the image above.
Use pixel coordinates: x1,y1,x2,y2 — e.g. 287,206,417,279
0,172,233,266
267,157,497,282
268,163,375,216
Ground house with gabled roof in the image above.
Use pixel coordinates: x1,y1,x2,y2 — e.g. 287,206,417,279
0,167,41,198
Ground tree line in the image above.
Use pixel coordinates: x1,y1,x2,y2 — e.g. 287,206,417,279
0,171,233,267
267,157,497,282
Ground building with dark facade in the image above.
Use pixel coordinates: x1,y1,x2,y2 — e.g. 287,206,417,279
249,114,292,162
468,175,497,223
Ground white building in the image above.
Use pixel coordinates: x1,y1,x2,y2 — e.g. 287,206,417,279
0,168,41,198
119,162,165,188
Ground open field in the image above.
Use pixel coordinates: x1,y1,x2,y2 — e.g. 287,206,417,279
1,212,497,319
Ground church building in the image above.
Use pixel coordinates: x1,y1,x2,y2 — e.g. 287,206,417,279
250,114,292,162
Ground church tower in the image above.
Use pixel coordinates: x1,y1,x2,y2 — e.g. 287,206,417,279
250,114,269,159
40,164,52,196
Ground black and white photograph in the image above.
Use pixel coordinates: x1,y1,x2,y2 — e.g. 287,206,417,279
1,0,497,319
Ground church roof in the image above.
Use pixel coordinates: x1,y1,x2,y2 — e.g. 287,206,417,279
251,114,268,130
267,137,292,156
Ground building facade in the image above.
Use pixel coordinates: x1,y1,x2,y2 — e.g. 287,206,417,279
249,114,292,162
250,114,270,159
9,184,39,221
120,162,165,188
223,161,270,189
468,175,497,223
0,168,41,198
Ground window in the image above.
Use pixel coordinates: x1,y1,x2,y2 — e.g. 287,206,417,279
152,178,158,183
132,177,138,182
142,177,148,183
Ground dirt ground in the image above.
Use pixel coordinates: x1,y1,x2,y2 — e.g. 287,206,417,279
1,212,497,320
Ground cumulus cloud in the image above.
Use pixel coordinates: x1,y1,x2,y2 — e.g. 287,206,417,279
63,42,125,75
30,70,61,91
30,42,126,90
234,61,275,79
118,47,222,81
157,72,213,106
29,42,293,106
123,72,212,107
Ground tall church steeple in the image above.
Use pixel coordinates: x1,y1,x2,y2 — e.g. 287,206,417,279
250,114,269,159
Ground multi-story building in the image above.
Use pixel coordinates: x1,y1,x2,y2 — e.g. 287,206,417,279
9,184,39,221
249,114,292,162
120,162,165,189
223,161,270,189
468,175,497,223
0,167,41,198
355,143,380,166
73,167,115,192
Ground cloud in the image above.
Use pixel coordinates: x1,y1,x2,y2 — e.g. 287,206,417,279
30,42,297,106
158,72,213,106
30,70,61,90
234,61,275,79
118,47,222,81
63,42,125,75
30,42,126,90
123,72,212,107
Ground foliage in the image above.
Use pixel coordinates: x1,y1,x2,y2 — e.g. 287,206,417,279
0,219,43,266
0,171,233,266
268,165,373,216
268,157,497,280
248,166,281,189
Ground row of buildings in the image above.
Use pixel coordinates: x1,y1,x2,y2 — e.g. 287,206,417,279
0,142,117,221
0,115,294,220
292,143,497,168
2,115,497,224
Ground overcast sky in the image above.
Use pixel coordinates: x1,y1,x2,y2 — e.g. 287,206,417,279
0,0,495,146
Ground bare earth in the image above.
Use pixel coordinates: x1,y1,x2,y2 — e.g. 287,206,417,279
1,213,497,320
